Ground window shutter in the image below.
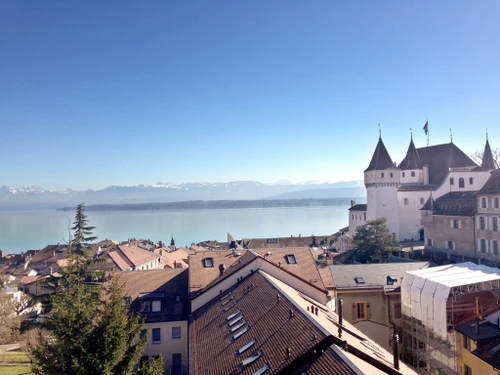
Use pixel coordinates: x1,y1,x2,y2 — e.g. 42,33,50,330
352,303,357,321
366,303,371,320
458,220,462,229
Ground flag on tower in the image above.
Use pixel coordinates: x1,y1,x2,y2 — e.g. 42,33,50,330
423,121,429,135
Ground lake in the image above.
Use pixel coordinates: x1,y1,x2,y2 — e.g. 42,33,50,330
0,205,350,254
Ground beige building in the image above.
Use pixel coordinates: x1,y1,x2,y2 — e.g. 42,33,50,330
329,262,431,351
116,269,188,375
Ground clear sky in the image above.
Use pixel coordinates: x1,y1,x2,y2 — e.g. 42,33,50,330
1,1,499,190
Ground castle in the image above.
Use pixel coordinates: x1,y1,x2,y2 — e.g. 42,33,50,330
348,134,496,241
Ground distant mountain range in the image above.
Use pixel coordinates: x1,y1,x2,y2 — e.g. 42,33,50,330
0,180,365,210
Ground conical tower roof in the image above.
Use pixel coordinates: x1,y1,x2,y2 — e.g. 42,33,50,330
398,136,423,170
482,139,496,171
364,137,395,172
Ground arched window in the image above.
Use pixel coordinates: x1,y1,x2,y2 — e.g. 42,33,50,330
459,178,465,188
404,198,409,205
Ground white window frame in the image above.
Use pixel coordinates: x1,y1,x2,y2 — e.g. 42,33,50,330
151,300,161,312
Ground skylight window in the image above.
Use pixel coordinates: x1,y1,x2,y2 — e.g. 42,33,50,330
231,327,250,342
241,350,263,368
223,302,237,312
285,254,297,264
252,364,270,375
230,321,246,333
236,339,257,357
203,257,214,268
227,311,240,321
220,292,232,301
355,276,365,284
228,316,243,327
387,275,398,285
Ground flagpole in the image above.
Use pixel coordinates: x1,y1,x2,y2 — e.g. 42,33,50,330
427,119,429,147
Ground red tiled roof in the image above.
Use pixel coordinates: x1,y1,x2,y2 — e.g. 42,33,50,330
117,245,159,268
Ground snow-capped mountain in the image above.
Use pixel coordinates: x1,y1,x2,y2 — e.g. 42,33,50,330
0,180,364,209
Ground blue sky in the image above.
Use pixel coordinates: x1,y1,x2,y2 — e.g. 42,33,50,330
1,1,499,190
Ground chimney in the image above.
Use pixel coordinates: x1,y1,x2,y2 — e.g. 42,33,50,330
392,334,400,370
350,200,355,208
218,263,226,276
338,299,344,338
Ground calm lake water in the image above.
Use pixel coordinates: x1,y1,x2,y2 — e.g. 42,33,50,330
0,205,350,254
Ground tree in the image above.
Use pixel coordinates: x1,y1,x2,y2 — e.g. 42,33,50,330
351,218,394,263
71,203,98,256
0,289,21,344
30,205,163,375
470,148,500,169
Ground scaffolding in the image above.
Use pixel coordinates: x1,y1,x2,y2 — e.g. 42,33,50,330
401,262,500,375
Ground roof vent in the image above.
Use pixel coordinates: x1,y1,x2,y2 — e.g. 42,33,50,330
266,251,272,257
219,263,226,276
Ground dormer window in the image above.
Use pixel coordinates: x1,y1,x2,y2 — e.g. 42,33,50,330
387,275,398,285
459,178,465,188
450,178,454,185
203,257,214,268
151,300,161,312
402,172,405,178
355,276,364,284
285,254,297,264
390,173,393,178
411,171,415,177
381,173,384,178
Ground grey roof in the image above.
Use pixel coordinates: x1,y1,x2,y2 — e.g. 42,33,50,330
364,137,395,172
431,191,478,216
329,262,431,291
399,137,423,170
482,139,496,171
413,142,479,187
348,204,367,212
478,169,500,194
420,195,436,211
455,319,500,341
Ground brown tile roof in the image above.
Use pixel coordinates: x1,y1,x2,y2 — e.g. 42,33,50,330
241,237,310,249
162,248,191,269
254,248,326,290
114,269,188,322
188,251,257,297
117,244,159,268
364,137,395,172
189,271,357,375
20,275,42,285
108,251,133,271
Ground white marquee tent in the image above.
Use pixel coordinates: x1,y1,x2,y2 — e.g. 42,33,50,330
401,262,500,340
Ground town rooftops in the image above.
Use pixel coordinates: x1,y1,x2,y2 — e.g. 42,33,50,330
116,244,159,268
189,269,417,375
115,269,188,323
330,262,431,292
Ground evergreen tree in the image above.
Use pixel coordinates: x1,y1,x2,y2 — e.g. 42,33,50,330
351,217,394,263
30,205,163,375
71,203,98,256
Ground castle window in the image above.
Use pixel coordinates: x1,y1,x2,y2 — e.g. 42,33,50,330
404,198,409,205
420,197,424,205
364,212,366,221
450,178,454,185
469,177,474,185
480,239,487,253
381,173,384,178
479,216,486,230
390,173,393,178
493,217,498,232
402,172,405,178
411,171,415,177
493,240,499,255
446,241,454,250
459,178,465,188
481,197,487,208
494,197,499,209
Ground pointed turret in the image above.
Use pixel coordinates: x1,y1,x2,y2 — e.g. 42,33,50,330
481,138,496,171
399,135,423,170
364,136,394,172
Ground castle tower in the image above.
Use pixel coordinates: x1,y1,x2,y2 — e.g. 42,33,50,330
481,137,496,171
364,135,400,240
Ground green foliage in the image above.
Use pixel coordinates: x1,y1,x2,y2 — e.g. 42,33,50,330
71,203,98,256
29,205,162,375
351,217,394,263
